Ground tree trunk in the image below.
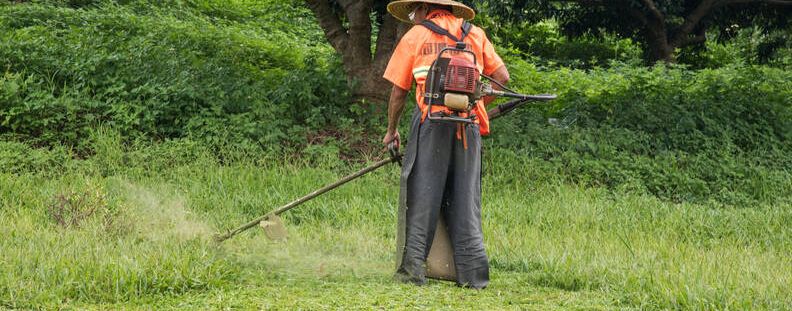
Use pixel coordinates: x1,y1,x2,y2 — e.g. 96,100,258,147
305,0,407,104
641,0,722,63
623,0,676,64
360,14,409,103
644,24,675,63
348,67,391,103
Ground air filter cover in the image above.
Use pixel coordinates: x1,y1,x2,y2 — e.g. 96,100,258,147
444,58,478,94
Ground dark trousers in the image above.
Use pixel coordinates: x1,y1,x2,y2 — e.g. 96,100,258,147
395,110,489,289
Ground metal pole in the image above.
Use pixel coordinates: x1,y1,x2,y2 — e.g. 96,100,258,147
214,157,396,242
488,95,556,120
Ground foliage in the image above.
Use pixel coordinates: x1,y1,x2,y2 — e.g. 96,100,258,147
0,0,353,153
478,18,643,69
0,140,73,175
680,25,792,69
475,0,792,63
487,56,792,204
1,0,790,206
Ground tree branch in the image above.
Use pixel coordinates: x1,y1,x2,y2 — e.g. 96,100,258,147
761,0,792,4
619,0,649,26
574,0,606,5
640,0,665,21
339,0,373,64
305,0,349,55
373,14,401,70
670,0,716,47
725,0,792,5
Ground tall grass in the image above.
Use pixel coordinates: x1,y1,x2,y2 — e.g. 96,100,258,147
1,137,790,309
0,173,237,308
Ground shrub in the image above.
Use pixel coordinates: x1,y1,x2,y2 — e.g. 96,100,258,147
2,1,790,205
0,140,73,175
488,56,792,204
0,1,352,153
481,19,643,69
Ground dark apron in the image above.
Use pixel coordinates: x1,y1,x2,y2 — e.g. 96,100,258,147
395,109,489,289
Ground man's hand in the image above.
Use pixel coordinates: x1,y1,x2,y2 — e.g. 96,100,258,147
484,65,510,105
383,130,401,150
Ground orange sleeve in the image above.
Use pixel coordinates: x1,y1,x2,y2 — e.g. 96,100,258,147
481,32,505,76
383,34,416,91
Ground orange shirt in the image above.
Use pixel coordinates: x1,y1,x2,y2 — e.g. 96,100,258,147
383,10,505,136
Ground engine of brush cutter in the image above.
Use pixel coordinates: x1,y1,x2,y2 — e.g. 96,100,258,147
425,54,479,118
441,57,478,111
423,39,537,124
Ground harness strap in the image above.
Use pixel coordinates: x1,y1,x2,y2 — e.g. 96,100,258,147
462,21,472,41
420,19,476,137
420,20,471,44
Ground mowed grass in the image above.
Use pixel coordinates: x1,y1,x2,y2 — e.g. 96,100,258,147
1,143,790,310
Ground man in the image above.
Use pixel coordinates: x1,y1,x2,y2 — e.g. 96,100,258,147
382,0,510,289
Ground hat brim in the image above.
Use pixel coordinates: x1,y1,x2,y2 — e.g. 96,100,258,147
387,0,475,24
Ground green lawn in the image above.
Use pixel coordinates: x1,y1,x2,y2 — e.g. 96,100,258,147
1,145,790,310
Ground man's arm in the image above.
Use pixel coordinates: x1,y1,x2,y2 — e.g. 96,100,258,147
383,85,409,148
484,65,510,105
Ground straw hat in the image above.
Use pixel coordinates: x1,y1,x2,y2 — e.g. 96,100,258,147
387,0,475,24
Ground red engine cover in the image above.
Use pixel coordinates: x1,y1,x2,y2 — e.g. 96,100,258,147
444,57,478,94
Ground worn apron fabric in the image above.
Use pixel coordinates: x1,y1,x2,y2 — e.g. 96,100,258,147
395,109,489,289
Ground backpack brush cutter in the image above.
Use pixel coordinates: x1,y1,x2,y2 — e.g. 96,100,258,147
213,92,556,243
215,19,557,243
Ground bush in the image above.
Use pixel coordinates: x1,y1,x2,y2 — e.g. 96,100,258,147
2,1,790,206
0,1,352,153
679,25,792,70
488,56,792,204
480,19,643,69
0,140,72,175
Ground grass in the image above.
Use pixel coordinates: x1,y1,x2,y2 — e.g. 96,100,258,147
1,1,790,309
1,140,791,310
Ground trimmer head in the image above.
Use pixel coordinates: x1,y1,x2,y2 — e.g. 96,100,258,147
259,214,288,241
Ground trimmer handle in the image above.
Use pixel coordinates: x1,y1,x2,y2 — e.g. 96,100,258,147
478,83,558,101
388,142,402,166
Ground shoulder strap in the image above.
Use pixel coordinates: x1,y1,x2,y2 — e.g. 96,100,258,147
420,20,472,43
460,21,471,40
